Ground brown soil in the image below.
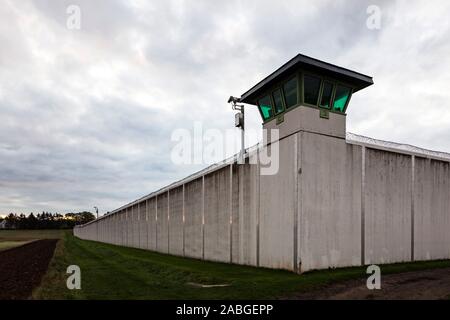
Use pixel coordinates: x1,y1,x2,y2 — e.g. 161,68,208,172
0,239,57,300
290,268,450,300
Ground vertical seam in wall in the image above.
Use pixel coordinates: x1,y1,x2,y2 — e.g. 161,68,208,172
129,207,131,247
202,175,205,260
182,184,185,257
132,205,135,248
299,132,304,272
140,204,143,248
229,163,233,264
97,211,99,242
167,191,170,254
293,133,299,273
146,200,149,250
137,205,140,249
135,205,138,248
411,155,415,261
256,148,260,267
155,195,158,251
361,146,366,266
238,160,244,265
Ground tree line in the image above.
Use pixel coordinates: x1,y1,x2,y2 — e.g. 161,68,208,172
0,211,96,230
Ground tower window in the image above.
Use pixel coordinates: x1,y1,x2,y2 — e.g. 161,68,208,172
283,77,298,109
320,81,334,109
258,95,273,120
333,85,351,112
303,74,321,105
272,89,284,114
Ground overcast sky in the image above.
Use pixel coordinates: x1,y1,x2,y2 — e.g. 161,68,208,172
1,0,449,215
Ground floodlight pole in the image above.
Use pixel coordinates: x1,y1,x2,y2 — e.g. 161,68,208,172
229,97,245,164
94,206,99,219
239,106,245,164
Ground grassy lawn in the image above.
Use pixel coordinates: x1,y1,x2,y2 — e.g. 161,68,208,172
3,230,450,299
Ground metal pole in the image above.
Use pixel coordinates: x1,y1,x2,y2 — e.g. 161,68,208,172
228,96,245,165
240,106,245,164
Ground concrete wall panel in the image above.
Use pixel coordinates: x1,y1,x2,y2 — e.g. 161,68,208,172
126,208,132,247
414,158,450,260
259,134,297,270
147,198,157,250
157,193,169,253
231,164,240,263
204,166,231,263
132,205,140,248
139,202,147,249
121,210,126,246
234,163,258,266
365,149,412,264
184,178,203,259
300,132,362,272
169,186,184,256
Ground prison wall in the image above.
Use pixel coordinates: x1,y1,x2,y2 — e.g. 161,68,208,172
299,132,362,272
157,192,169,253
414,157,450,260
74,130,450,273
147,197,157,250
364,149,412,265
203,166,231,263
259,134,297,270
168,186,184,256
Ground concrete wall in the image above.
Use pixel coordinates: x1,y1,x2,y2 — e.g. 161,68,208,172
234,160,259,266
132,204,140,248
74,119,450,273
147,198,157,250
264,106,346,140
204,166,231,263
414,157,450,261
139,202,147,249
364,149,412,264
184,178,203,259
169,186,184,256
259,134,297,270
157,192,169,253
300,132,362,271
126,208,132,247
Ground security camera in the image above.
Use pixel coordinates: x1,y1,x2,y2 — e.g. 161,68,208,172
227,96,241,104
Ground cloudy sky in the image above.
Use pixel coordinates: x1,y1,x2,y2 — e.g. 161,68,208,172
1,0,449,215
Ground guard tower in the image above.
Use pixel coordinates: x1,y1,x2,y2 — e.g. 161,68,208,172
237,54,374,272
240,54,373,139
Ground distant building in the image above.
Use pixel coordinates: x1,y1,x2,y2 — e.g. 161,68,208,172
0,220,8,229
